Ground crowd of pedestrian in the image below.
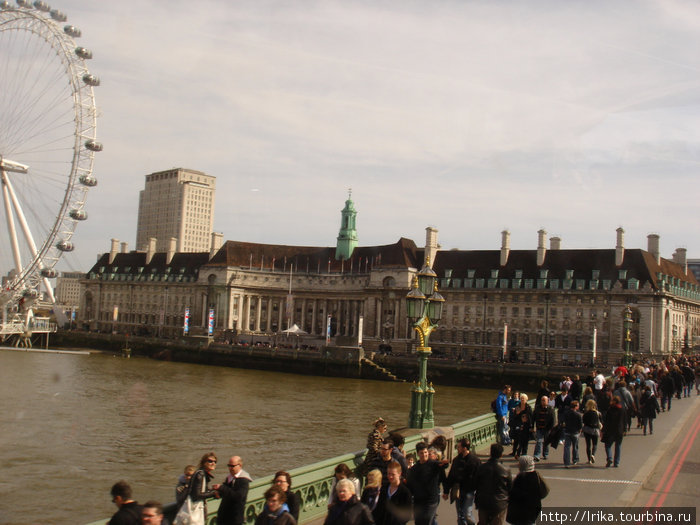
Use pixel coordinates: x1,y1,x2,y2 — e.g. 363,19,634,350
107,354,698,525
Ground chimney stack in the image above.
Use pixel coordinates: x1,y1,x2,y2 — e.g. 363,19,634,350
615,227,625,266
647,233,660,265
166,237,177,264
673,247,688,274
500,230,510,266
425,227,438,267
210,232,223,260
120,242,128,254
537,229,547,266
146,237,156,265
550,236,561,250
109,238,119,264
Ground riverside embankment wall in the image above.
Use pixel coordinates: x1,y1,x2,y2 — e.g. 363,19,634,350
53,332,593,389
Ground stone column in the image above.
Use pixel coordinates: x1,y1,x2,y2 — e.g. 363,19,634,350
255,295,262,332
237,294,244,332
311,299,317,335
243,295,251,332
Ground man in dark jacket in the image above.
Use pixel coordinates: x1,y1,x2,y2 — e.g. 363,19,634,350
475,443,512,525
406,442,447,525
443,438,481,525
602,396,626,468
214,456,252,525
532,396,555,462
108,480,143,525
374,461,412,525
562,400,583,468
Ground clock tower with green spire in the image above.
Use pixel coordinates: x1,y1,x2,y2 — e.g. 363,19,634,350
335,189,358,261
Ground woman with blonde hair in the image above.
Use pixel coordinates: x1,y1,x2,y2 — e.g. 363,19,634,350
361,469,382,512
582,399,602,464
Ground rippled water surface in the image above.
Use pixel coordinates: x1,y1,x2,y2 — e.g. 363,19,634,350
0,349,500,524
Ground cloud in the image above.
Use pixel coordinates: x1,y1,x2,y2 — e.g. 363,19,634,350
22,0,699,272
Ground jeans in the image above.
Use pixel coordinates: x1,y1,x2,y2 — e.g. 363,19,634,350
533,428,549,459
563,432,580,466
605,438,622,466
584,432,598,461
414,502,440,525
661,394,672,411
456,490,475,525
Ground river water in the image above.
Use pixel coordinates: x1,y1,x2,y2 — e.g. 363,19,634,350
0,348,500,525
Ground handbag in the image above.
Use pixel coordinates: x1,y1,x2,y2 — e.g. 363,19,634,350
174,472,206,525
582,425,600,437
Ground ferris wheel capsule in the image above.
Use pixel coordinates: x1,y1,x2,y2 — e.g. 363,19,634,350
40,268,58,278
85,139,103,151
75,47,92,59
82,73,100,86
56,240,74,252
33,1,49,11
0,2,11,10
79,174,98,187
69,209,87,220
16,0,32,8
64,25,81,37
50,9,66,22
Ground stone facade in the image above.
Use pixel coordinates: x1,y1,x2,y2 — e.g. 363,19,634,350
135,168,216,253
79,228,700,363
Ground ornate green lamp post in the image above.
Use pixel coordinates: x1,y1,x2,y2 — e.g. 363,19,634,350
623,305,633,368
405,258,445,429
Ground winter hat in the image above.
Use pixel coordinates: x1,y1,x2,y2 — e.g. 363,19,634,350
519,455,535,473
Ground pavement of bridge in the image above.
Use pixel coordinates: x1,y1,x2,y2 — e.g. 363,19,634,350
307,392,700,525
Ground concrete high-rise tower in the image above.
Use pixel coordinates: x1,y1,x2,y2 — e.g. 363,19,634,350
136,168,216,253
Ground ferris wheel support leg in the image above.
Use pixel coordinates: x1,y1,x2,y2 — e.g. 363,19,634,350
1,170,24,274
43,277,56,303
2,169,55,300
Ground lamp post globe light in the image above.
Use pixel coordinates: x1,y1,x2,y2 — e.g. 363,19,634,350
405,258,445,429
623,305,633,368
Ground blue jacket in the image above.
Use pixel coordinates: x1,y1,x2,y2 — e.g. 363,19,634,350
496,391,509,418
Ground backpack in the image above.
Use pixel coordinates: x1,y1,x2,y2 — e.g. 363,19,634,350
491,398,498,413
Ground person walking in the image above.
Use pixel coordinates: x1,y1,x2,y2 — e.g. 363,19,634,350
474,444,512,525
272,471,301,522
562,400,583,468
639,385,661,435
255,486,297,525
443,438,481,525
373,461,412,525
581,399,602,464
406,442,447,525
602,396,626,468
506,456,549,525
108,480,143,525
324,479,375,525
532,396,555,462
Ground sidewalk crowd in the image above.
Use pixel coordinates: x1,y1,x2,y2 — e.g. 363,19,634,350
105,354,699,525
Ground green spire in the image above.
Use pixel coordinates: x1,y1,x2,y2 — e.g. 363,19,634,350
335,188,358,261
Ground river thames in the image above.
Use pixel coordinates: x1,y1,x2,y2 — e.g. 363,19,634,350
0,349,501,524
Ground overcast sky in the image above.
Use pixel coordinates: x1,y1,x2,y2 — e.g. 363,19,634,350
52,0,700,271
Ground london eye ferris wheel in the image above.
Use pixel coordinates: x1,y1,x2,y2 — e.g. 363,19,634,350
0,0,101,321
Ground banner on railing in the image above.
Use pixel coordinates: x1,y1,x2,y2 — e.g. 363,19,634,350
183,307,190,335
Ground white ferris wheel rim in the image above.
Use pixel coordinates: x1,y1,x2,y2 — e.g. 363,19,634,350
0,1,99,309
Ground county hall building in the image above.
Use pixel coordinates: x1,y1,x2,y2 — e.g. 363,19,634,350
80,194,700,364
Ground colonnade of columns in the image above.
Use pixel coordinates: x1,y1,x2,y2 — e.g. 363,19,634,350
228,292,369,337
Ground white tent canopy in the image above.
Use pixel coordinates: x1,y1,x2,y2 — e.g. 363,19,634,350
281,324,307,335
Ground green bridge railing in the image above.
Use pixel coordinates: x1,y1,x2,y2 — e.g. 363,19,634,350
88,404,526,525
